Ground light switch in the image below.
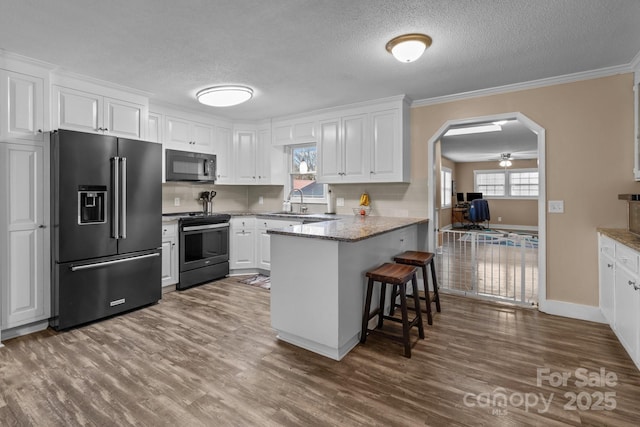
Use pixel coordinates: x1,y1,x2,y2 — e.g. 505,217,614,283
258,196,264,205
548,200,564,213
174,197,181,206
336,197,344,207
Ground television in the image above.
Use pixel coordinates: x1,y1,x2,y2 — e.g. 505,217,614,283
456,193,465,203
466,192,483,202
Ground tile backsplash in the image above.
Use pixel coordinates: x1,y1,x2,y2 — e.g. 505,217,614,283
162,183,251,214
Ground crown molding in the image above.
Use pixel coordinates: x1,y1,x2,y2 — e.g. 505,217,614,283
412,63,635,108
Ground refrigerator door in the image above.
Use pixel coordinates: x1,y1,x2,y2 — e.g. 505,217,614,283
53,130,118,263
116,138,162,254
52,249,161,330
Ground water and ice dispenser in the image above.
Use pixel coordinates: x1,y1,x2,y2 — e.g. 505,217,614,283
78,185,107,225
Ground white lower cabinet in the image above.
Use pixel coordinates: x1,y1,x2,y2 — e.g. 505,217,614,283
161,223,179,287
598,232,640,369
0,142,50,333
230,217,256,270
256,218,302,270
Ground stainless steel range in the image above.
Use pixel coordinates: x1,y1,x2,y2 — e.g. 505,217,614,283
163,212,231,290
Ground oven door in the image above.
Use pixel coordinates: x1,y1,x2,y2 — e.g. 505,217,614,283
180,223,229,272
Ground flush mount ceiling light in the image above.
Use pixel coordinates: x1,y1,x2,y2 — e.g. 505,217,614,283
444,123,502,137
196,85,253,107
499,153,513,168
386,33,432,63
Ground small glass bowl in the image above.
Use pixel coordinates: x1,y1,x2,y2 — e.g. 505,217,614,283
353,206,371,216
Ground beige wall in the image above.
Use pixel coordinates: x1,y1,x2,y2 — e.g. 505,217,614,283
455,159,538,227
411,73,639,306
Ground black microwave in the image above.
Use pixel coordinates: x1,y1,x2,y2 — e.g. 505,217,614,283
165,149,216,182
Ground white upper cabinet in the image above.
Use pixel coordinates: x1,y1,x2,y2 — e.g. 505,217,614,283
0,70,45,143
234,129,257,184
213,125,233,183
165,115,213,153
53,85,146,139
272,118,317,145
317,97,409,184
147,112,162,143
256,126,272,184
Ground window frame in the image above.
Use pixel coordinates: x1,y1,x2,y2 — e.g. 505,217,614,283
474,168,539,199
441,167,452,208
286,143,327,204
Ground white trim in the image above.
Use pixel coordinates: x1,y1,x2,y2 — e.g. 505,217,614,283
1,320,49,340
427,112,547,309
540,300,606,324
489,224,538,232
413,64,633,108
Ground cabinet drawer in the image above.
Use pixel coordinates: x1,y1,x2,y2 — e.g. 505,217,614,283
231,217,256,231
258,218,301,230
599,235,615,259
616,244,639,274
162,223,178,238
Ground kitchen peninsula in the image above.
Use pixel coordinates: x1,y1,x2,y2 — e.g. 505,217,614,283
269,216,429,360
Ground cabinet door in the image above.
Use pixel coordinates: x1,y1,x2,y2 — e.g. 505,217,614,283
147,112,162,143
0,144,48,328
342,113,368,182
257,228,271,270
54,86,102,133
370,109,400,181
317,119,342,183
0,71,44,143
192,122,213,152
231,229,256,269
256,127,271,184
614,266,640,361
599,252,615,324
165,116,192,148
234,130,257,184
213,125,233,183
104,97,144,139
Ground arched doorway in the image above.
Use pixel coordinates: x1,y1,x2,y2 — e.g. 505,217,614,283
427,112,546,309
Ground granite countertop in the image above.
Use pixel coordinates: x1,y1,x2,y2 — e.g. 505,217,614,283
597,228,640,252
267,215,429,242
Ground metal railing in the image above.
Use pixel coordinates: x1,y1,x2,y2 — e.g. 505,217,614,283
436,230,538,306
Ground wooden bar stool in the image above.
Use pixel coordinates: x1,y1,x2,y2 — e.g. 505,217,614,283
360,263,424,358
392,251,441,325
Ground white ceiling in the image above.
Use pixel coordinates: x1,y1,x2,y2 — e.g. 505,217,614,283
2,0,640,124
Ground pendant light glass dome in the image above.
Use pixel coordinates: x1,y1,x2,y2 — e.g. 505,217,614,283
196,85,253,107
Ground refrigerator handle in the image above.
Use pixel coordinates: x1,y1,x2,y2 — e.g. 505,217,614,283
112,156,120,239
121,157,127,239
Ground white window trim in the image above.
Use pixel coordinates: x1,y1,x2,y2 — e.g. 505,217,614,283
286,144,328,204
441,167,452,208
474,168,539,199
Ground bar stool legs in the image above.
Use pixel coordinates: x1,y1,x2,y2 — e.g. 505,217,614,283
392,251,442,325
361,263,424,358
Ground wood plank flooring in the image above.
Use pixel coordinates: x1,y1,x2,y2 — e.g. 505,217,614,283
1,276,640,426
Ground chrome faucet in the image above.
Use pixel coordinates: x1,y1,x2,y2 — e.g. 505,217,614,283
288,188,306,213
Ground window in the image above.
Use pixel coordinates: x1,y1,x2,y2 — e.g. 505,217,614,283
441,167,452,208
474,168,538,198
288,144,326,203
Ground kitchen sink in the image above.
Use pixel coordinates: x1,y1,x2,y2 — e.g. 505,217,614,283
268,211,313,215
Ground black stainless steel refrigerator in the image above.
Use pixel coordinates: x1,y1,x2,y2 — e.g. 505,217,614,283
50,129,162,330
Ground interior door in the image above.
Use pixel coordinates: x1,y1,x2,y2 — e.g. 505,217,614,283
117,138,161,254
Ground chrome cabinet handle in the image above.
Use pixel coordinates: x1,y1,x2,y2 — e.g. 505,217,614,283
607,263,613,268
628,280,636,287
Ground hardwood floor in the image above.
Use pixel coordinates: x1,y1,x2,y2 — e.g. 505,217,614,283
1,277,640,426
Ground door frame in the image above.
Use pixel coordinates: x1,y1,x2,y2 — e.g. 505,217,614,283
426,112,546,309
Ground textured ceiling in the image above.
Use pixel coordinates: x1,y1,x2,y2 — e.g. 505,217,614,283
1,0,640,123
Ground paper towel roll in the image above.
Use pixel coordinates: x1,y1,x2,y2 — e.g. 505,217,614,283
327,190,335,213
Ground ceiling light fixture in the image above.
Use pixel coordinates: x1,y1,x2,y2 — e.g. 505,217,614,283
444,124,502,137
196,85,253,107
499,153,513,168
386,33,432,63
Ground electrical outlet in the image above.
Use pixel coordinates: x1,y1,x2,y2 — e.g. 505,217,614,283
258,196,264,205
498,216,502,222
336,197,344,207
548,200,564,213
174,197,180,206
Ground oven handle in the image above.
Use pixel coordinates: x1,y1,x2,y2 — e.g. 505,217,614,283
182,223,229,232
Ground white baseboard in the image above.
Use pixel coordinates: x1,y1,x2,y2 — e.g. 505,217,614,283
2,320,49,340
539,299,606,323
